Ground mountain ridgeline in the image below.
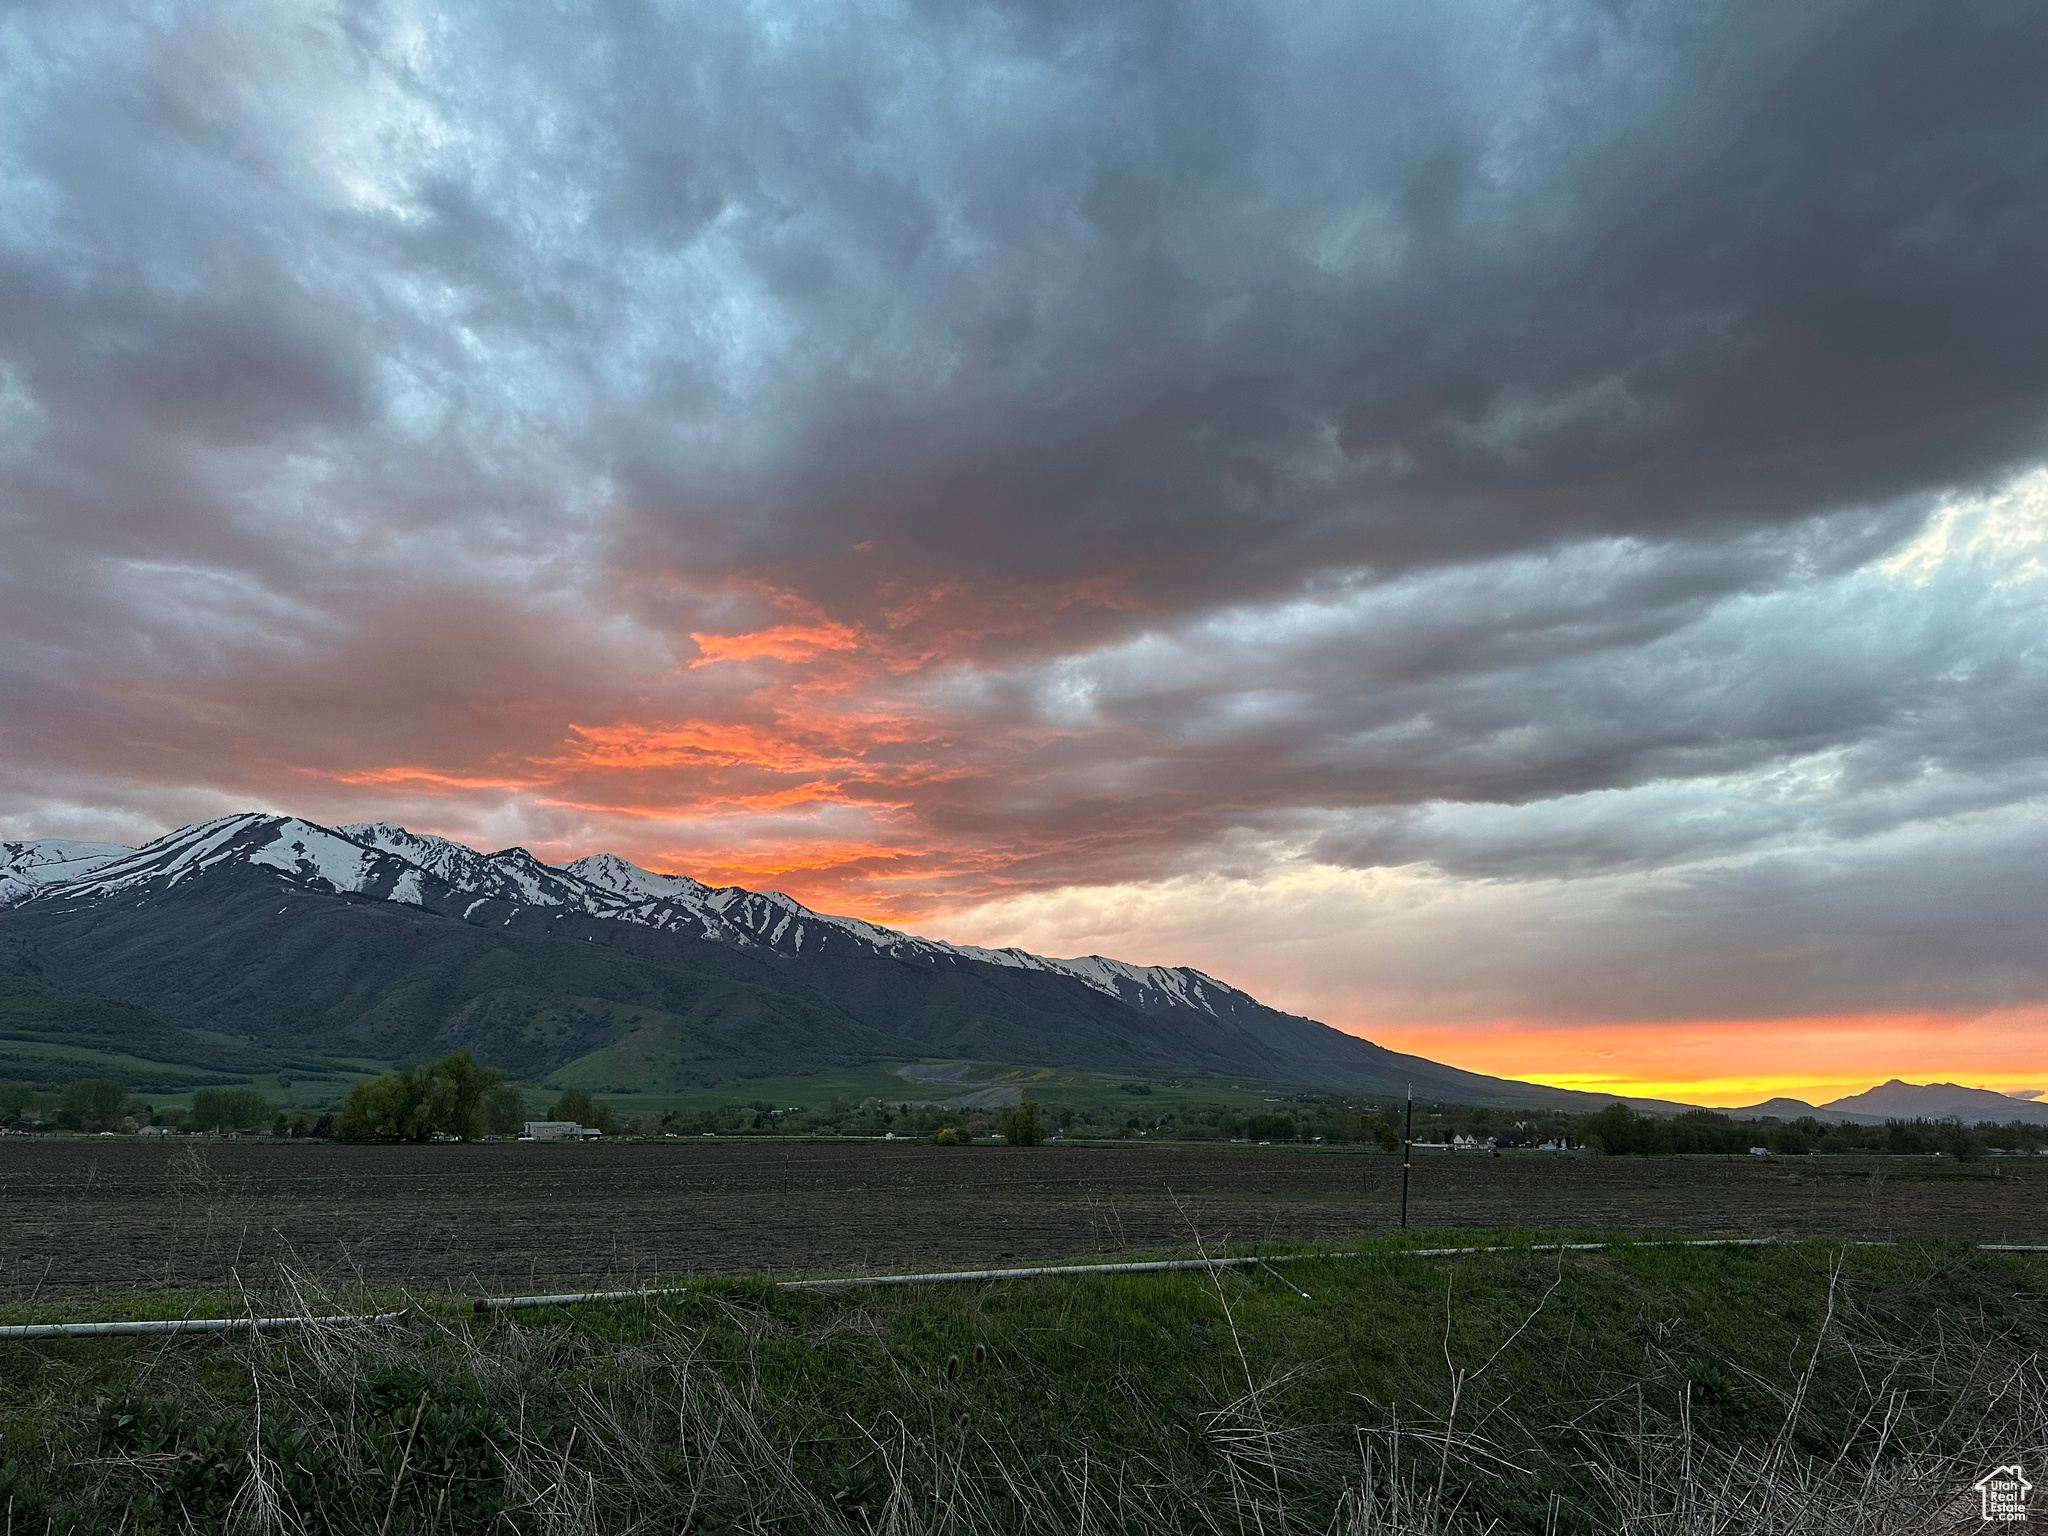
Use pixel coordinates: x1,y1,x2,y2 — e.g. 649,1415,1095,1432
0,814,1630,1107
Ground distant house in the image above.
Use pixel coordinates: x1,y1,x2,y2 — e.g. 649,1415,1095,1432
1748,1146,1772,1156
138,1124,175,1137
523,1121,600,1141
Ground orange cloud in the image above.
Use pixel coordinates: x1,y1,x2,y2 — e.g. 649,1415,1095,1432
556,721,872,775
687,620,864,667
314,765,542,791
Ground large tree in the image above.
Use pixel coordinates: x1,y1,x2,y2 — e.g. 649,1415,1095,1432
339,1051,506,1141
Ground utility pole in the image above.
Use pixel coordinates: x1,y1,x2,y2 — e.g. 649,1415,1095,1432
1400,1083,1414,1230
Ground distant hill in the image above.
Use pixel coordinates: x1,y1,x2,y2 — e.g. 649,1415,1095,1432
0,812,1686,1110
1717,1096,1868,1124
1723,1080,2048,1126
0,943,347,1092
1824,1079,2048,1125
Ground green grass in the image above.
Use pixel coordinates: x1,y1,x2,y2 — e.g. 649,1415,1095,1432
2,1231,2043,1533
976,1065,1332,1110
1799,1159,2011,1182
579,1063,944,1115
590,1061,1374,1122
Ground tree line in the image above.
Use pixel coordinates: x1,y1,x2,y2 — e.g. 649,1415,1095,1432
1575,1102,2034,1159
652,1095,1419,1144
0,1078,283,1133
0,1055,601,1141
335,1055,619,1141
10,1062,2041,1156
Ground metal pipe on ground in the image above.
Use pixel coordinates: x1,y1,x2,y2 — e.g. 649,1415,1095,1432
474,1285,700,1313
0,1310,409,1341
473,1236,1787,1312
13,1238,2032,1335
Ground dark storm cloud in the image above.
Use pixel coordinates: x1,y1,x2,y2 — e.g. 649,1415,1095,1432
1,0,2046,1036
7,0,2046,610
597,0,2048,600
880,498,2047,890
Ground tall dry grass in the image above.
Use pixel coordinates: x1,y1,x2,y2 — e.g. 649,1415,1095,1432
123,1257,2040,1536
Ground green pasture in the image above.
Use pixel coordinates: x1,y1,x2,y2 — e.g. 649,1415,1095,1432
1,1231,2042,1533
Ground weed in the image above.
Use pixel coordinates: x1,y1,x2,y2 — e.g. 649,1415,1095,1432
0,1235,2042,1532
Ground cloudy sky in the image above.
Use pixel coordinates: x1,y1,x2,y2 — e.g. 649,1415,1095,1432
4,0,2046,1102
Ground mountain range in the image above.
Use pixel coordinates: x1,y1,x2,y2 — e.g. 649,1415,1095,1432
0,812,1636,1108
4,814,2044,1125
1725,1081,2048,1127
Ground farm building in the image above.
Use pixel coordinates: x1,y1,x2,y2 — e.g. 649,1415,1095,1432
523,1121,601,1141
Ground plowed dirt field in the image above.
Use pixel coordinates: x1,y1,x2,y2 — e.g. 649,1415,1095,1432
3,1138,2040,1297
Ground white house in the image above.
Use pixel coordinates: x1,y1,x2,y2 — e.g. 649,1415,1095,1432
522,1120,600,1141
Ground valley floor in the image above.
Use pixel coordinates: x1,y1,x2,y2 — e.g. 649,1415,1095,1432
1,1139,2042,1298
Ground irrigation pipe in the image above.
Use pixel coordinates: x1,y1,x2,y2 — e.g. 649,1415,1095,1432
0,1309,409,1341
14,1238,2039,1333
474,1236,1783,1312
473,1285,706,1313
777,1236,1779,1291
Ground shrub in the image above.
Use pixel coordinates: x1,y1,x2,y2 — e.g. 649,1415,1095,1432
484,1083,527,1136
189,1086,274,1132
931,1124,972,1145
546,1086,620,1134
549,1086,596,1125
996,1101,1048,1146
0,1079,38,1125
58,1078,129,1132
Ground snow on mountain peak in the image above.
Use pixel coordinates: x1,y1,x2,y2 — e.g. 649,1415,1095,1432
38,813,275,897
245,818,386,891
3,811,1255,1022
0,837,132,903
561,852,711,903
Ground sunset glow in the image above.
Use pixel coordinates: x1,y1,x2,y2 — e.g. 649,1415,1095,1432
5,0,2047,1106
1359,1013,2048,1109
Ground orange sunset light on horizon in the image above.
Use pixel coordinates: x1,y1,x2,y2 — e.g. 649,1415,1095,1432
1358,1011,2048,1108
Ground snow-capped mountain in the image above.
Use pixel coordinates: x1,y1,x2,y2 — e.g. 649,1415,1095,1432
0,839,131,904
0,812,1259,1023
0,811,1692,1109
9,816,416,906
562,852,713,905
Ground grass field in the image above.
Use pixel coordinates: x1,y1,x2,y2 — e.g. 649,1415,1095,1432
586,1060,1317,1118
1,1233,2040,1533
83,1058,1371,1122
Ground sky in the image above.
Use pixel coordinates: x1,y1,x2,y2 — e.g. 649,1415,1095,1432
3,0,2047,1106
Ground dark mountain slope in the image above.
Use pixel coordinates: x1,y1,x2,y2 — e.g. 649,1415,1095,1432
2,867,892,1083
0,943,322,1090
0,860,1581,1103
0,813,1692,1109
